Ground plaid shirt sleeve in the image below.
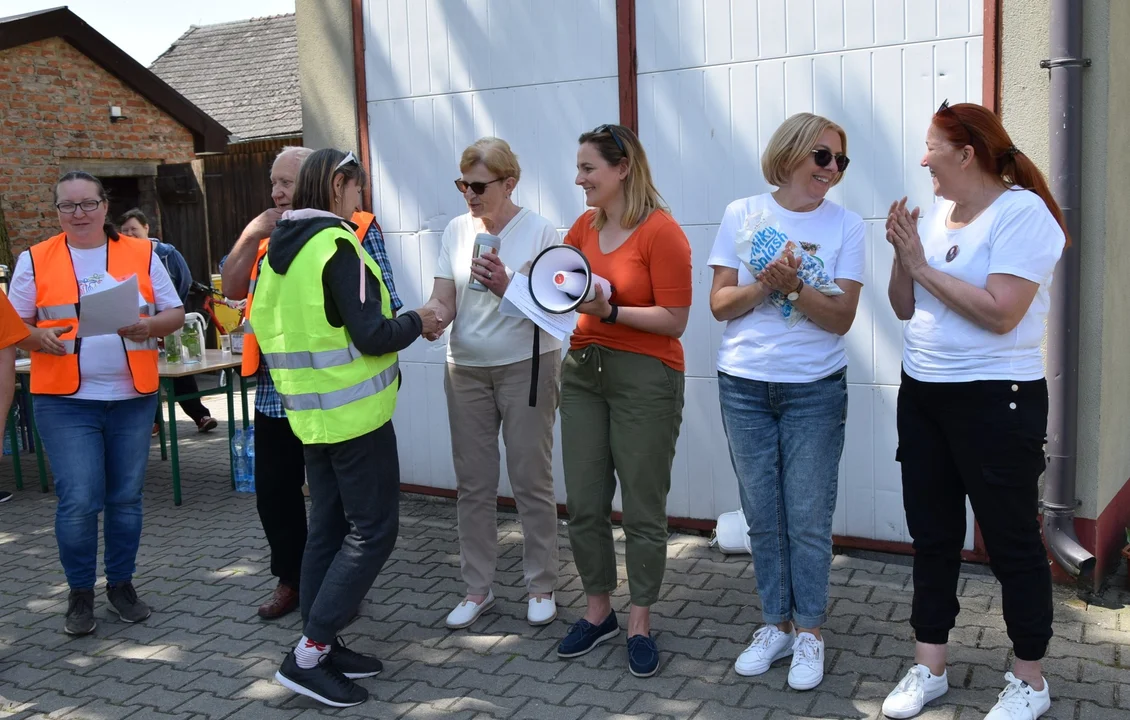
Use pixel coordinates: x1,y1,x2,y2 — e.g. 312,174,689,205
360,222,403,313
250,254,287,418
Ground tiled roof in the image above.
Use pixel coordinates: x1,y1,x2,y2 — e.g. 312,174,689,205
150,13,300,143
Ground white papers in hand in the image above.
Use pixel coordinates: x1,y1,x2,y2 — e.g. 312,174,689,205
500,273,576,341
76,275,142,338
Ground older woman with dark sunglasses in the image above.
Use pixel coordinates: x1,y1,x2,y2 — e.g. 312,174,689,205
422,137,563,630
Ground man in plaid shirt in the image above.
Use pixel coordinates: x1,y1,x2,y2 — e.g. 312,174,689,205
220,146,401,619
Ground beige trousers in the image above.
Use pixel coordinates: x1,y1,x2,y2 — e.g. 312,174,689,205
444,351,561,596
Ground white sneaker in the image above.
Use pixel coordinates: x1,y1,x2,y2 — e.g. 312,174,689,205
444,590,495,629
882,664,949,718
984,673,1051,720
734,625,795,677
787,632,824,690
527,594,557,626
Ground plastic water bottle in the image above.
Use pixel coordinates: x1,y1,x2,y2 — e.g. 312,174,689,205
232,428,252,492
244,425,256,493
3,404,19,456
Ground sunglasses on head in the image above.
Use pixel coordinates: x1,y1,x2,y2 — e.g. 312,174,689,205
334,151,360,172
454,178,504,195
812,148,850,173
593,124,626,155
936,98,975,139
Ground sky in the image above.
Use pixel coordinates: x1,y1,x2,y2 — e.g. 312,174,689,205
4,0,296,66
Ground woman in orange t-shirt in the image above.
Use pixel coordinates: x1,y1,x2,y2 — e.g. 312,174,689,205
0,289,35,503
554,124,692,679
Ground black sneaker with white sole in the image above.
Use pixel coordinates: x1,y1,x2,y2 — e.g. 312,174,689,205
0,491,12,503
106,582,151,623
329,636,383,679
276,651,368,708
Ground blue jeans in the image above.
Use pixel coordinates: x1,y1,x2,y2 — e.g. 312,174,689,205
718,368,847,628
34,394,157,590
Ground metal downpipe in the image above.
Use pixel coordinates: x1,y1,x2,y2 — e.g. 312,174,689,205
1042,0,1095,582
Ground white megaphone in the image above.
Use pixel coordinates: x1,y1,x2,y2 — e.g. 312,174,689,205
528,244,613,314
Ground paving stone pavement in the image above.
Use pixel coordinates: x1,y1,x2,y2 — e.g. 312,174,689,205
1,389,1128,719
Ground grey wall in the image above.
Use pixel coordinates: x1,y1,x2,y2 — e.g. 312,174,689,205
296,0,360,153
1000,0,1122,520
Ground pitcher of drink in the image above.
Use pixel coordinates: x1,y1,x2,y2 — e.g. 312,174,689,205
180,313,206,364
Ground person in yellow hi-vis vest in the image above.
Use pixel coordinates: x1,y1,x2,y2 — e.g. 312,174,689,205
221,146,405,622
251,149,439,708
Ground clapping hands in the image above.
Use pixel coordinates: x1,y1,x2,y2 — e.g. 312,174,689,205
756,250,802,295
886,198,926,276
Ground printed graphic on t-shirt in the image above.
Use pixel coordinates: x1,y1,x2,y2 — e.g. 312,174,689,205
78,273,105,296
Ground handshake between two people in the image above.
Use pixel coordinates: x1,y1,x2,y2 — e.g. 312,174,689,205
412,250,516,343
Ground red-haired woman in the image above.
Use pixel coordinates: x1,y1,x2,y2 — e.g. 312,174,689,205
881,102,1067,720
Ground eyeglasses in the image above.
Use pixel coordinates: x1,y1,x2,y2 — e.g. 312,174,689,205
55,200,102,214
812,148,850,173
454,178,504,195
593,124,626,155
334,151,360,172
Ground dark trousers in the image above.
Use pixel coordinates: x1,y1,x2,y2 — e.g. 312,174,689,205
300,421,400,643
154,376,210,424
255,411,308,589
897,371,1053,661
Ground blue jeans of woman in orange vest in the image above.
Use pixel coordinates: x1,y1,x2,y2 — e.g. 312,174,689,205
34,394,157,589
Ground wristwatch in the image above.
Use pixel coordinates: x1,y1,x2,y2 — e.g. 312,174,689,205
787,278,804,302
601,304,619,324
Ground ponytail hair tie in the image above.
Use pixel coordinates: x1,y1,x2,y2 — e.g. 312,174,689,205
1005,145,1021,156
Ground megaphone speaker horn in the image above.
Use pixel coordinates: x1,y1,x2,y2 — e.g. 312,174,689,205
528,244,613,314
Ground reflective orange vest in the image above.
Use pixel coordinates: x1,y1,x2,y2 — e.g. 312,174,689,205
30,232,159,395
241,211,378,377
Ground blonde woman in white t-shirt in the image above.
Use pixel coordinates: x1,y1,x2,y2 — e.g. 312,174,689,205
423,137,563,629
880,103,1068,720
708,113,866,692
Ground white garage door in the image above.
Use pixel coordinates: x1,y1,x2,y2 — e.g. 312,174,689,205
363,0,984,547
636,0,984,546
362,0,620,502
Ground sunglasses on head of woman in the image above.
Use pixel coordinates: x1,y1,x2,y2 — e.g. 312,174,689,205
334,151,360,172
593,124,626,155
812,148,850,173
936,98,975,140
454,178,504,195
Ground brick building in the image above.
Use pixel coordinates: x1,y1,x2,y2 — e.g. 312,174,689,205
0,7,227,278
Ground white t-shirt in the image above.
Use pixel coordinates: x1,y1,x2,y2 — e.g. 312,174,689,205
902,188,1066,383
708,193,866,383
10,243,183,400
436,208,563,367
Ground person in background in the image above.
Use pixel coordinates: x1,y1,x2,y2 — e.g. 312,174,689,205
221,146,405,621
251,148,438,707
422,137,562,630
555,124,692,679
708,113,864,692
118,209,217,434
8,171,185,635
881,102,1067,720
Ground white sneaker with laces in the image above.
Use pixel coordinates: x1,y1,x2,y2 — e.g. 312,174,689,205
527,593,557,626
882,664,949,718
444,589,495,629
984,673,1051,720
788,632,825,690
734,625,795,676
